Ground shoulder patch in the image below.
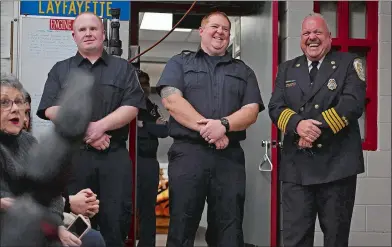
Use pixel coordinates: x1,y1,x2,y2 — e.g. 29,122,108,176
353,58,366,82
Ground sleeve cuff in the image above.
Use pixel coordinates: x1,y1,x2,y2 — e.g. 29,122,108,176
64,196,71,213
120,100,147,110
320,107,349,134
277,108,303,133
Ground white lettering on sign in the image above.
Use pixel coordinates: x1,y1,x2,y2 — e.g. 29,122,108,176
49,19,74,31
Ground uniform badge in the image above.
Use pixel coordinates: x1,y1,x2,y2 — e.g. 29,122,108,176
331,61,336,65
296,64,300,67
327,79,337,90
353,58,366,82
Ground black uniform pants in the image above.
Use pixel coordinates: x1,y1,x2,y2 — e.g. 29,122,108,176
66,146,133,247
282,175,357,247
136,156,160,247
166,141,246,247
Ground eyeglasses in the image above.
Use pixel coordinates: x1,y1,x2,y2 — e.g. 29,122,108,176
0,98,26,110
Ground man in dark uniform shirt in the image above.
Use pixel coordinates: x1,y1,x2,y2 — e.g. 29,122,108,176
268,13,366,247
156,11,264,247
36,12,145,247
136,70,168,247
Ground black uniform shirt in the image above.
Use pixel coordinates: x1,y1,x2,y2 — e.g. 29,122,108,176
37,51,146,143
156,49,265,142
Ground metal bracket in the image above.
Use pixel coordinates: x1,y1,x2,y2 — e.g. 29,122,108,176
259,140,273,172
271,140,283,148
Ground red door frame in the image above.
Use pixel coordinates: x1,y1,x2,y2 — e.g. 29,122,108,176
127,2,281,246
271,1,279,246
126,3,140,246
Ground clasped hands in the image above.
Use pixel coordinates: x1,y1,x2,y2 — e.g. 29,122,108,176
83,121,111,151
196,119,229,150
296,119,322,148
69,188,99,219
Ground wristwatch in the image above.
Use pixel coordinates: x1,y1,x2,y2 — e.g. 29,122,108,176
220,118,230,133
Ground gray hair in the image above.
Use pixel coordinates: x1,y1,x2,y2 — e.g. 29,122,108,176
302,12,331,33
1,73,24,93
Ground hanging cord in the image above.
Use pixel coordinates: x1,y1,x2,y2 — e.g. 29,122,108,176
128,0,198,63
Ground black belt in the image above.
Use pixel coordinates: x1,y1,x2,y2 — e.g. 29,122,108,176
173,137,240,149
79,141,125,152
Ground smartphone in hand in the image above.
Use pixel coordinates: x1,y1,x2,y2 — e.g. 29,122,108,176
66,214,91,239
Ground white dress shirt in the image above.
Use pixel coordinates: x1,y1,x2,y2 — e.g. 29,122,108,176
307,56,325,72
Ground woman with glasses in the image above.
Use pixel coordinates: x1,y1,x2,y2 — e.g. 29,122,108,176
0,74,66,243
0,74,106,247
0,74,50,223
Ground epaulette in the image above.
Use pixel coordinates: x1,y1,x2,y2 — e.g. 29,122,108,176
231,57,248,68
180,50,196,55
233,57,246,64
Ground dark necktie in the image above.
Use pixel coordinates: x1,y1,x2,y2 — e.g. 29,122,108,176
309,61,319,85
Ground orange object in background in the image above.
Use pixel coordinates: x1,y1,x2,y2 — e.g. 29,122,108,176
156,169,170,233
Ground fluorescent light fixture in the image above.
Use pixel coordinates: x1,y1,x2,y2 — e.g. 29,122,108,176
140,12,191,32
175,28,192,32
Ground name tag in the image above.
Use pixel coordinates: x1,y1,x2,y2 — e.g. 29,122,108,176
285,80,296,88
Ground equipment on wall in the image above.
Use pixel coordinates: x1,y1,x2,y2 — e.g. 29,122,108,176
104,8,123,57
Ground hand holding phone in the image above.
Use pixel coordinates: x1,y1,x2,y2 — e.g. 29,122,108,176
58,226,82,246
66,214,91,239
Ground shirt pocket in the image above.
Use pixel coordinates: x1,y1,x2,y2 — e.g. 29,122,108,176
224,70,246,109
284,83,302,106
96,79,125,111
183,66,208,90
183,66,208,113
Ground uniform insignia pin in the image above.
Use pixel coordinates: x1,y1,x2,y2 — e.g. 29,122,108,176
327,78,337,90
332,65,336,69
342,116,349,126
331,61,335,65
296,64,300,67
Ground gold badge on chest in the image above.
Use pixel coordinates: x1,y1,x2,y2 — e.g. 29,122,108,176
327,78,337,90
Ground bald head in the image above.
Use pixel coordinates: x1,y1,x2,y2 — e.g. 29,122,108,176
300,13,332,61
72,12,105,56
73,12,103,31
302,13,330,34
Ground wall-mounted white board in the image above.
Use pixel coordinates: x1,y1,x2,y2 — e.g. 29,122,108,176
18,15,77,140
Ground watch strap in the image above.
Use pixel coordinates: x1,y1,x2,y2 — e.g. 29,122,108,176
220,118,230,132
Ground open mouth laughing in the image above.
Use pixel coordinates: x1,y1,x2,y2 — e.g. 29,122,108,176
9,117,20,125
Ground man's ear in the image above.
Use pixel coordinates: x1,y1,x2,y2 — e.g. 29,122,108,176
199,26,204,36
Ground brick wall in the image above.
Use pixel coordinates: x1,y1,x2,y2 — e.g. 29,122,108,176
282,1,391,246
